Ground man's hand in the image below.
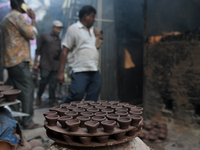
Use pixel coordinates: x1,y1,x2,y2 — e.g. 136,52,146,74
27,9,35,20
57,72,64,84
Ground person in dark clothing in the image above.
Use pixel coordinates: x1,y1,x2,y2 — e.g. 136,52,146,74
33,20,63,106
0,27,3,82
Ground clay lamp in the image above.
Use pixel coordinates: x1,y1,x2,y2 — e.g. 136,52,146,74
81,105,93,109
56,108,69,116
45,115,59,126
102,108,114,114
129,116,142,126
114,132,126,140
95,105,107,110
115,111,128,117
131,107,143,112
49,105,60,111
129,110,143,116
117,117,131,129
77,116,91,127
70,101,82,106
150,121,159,128
98,100,108,104
115,107,128,112
79,136,92,145
73,108,85,116
43,111,57,117
60,103,70,108
90,102,101,107
81,112,94,117
148,134,157,141
96,135,110,143
128,114,141,118
95,112,107,117
87,108,99,113
83,100,93,105
58,116,73,128
101,103,112,108
85,121,99,133
126,128,138,136
125,104,136,111
65,119,80,132
158,133,167,140
64,111,78,119
76,103,88,108
101,120,116,133
138,132,146,140
62,134,74,143
111,105,122,110
145,124,154,131
1,89,21,102
108,101,119,105
106,114,119,121
117,102,129,107
67,105,77,111
92,116,106,127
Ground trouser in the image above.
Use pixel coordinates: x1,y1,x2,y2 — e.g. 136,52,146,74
6,62,34,127
37,68,58,103
62,71,101,103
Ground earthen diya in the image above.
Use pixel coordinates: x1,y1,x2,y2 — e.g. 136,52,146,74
49,105,60,111
79,136,92,145
64,111,78,119
65,119,80,132
129,116,142,126
131,106,143,111
84,121,99,133
114,132,126,140
106,114,119,121
125,104,136,111
58,116,73,128
109,101,119,105
101,120,116,133
96,135,110,143
60,103,70,108
67,105,77,111
73,108,85,115
101,103,112,108
56,108,69,116
95,112,107,117
129,110,143,116
45,115,59,126
115,111,128,117
90,102,101,107
77,116,91,127
81,112,94,117
95,105,107,110
92,116,106,127
43,111,57,117
102,108,114,114
117,117,131,129
87,108,99,113
117,102,129,107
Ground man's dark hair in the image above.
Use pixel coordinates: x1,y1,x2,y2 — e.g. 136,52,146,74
79,5,96,19
10,0,24,10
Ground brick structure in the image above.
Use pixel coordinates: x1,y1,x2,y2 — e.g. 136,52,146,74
144,30,200,126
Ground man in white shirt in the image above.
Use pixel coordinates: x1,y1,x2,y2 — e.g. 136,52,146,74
57,5,101,103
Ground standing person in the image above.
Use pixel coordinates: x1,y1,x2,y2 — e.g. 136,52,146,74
57,5,102,103
1,0,42,129
33,20,63,106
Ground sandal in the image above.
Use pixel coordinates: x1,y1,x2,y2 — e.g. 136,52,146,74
23,123,43,130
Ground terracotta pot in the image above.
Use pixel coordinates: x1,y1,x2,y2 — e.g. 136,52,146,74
56,108,69,116
108,101,119,105
117,102,129,107
60,103,70,108
43,111,57,117
79,136,92,145
114,132,126,140
77,116,91,127
58,116,73,128
101,120,116,133
95,105,107,110
84,121,99,133
115,111,128,117
129,116,142,126
129,110,143,116
0,85,13,92
138,132,146,140
102,108,114,114
125,104,136,111
73,108,85,115
126,128,138,136
158,133,167,140
64,111,78,119
62,134,74,143
77,103,88,108
87,108,99,113
131,107,143,111
65,119,80,132
45,115,59,126
67,105,77,111
101,103,112,108
92,116,106,127
90,102,101,107
49,105,60,111
96,135,109,143
115,108,128,112
95,112,107,117
98,100,108,104
70,101,82,106
117,117,131,129
1,89,21,102
81,112,94,117
106,114,119,121
148,134,157,141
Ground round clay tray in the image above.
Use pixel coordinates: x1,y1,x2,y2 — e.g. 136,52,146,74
44,101,143,147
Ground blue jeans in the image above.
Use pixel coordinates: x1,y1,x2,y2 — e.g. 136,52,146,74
62,71,101,103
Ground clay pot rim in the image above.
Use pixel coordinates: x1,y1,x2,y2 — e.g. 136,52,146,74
57,108,69,112
65,119,80,125
1,89,21,95
64,111,78,115
101,120,116,125
117,117,131,123
84,121,99,127
58,116,73,120
77,116,91,120
45,115,59,119
43,111,57,116
49,106,61,111
73,108,85,111
129,115,142,119
95,112,107,115
81,112,93,115
117,102,129,106
92,116,106,120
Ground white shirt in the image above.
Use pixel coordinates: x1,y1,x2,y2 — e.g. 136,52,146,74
62,21,99,73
